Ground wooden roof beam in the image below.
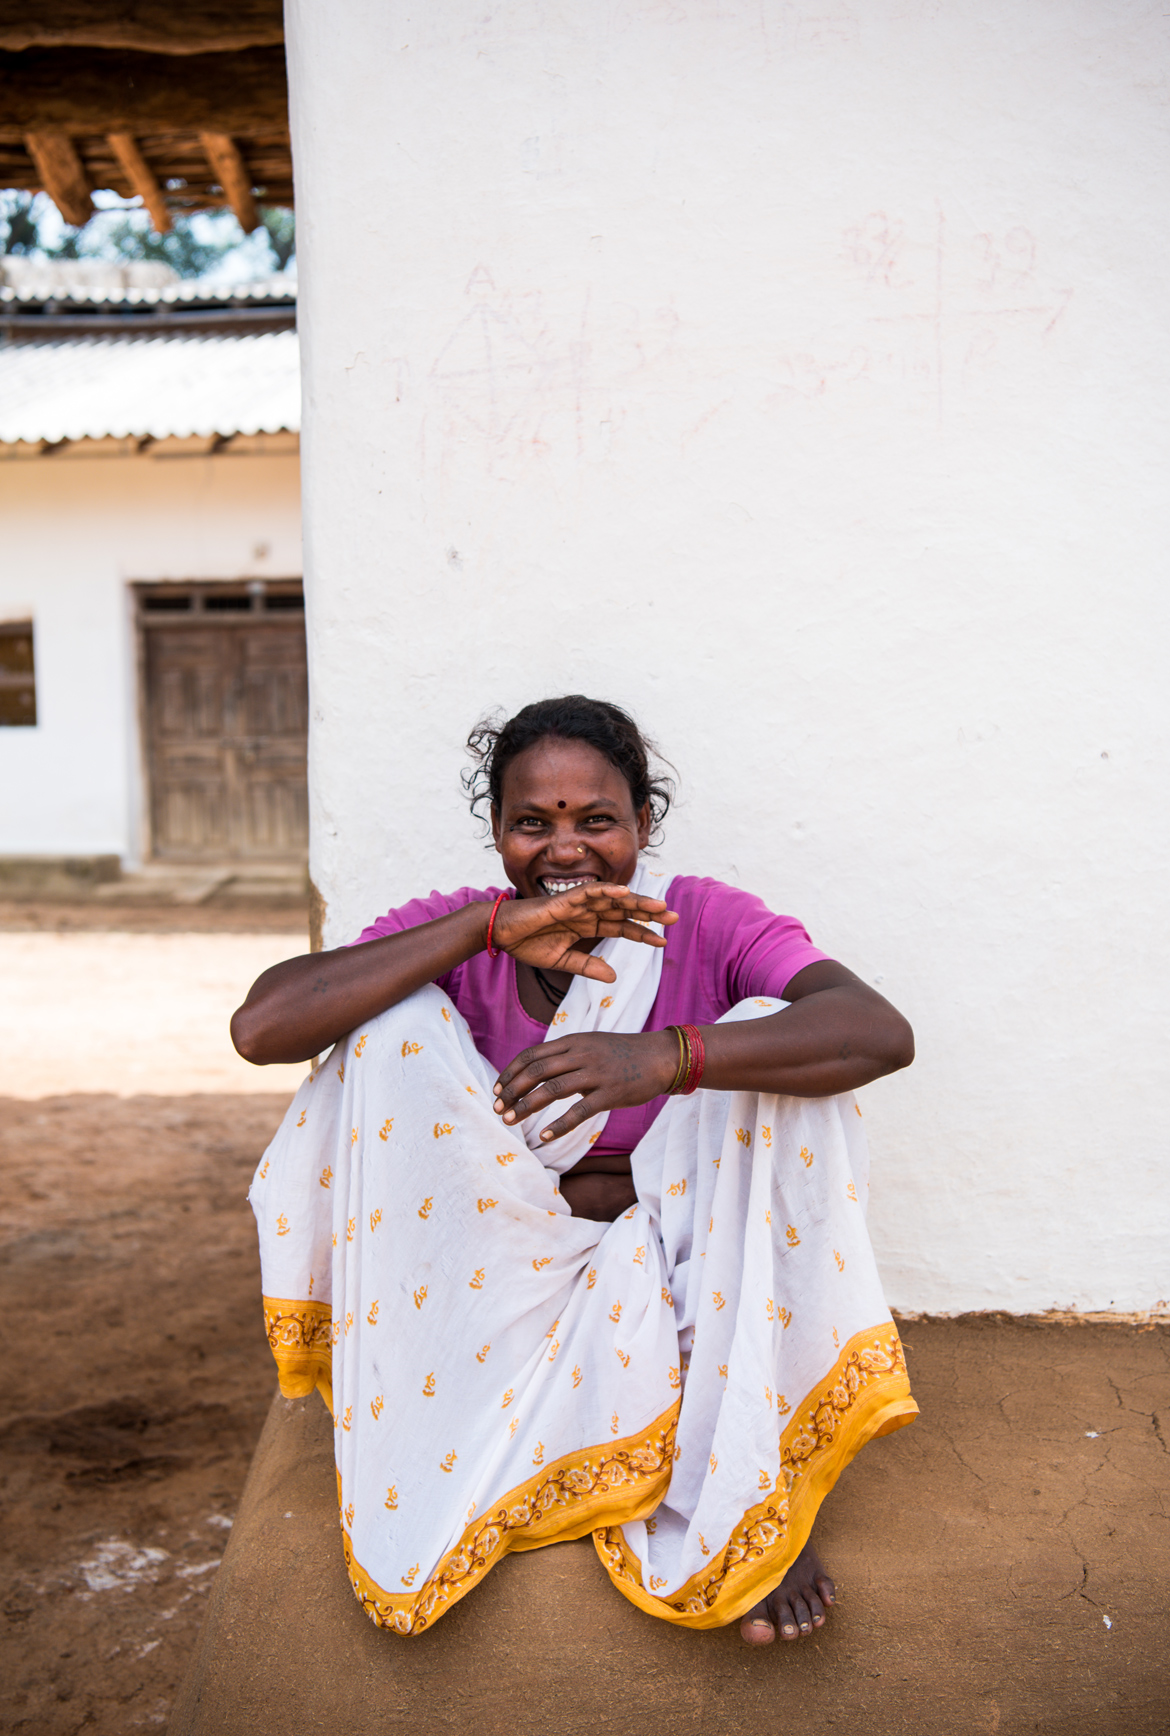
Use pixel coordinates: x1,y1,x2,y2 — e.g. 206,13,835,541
0,47,289,135
24,130,93,227
200,132,259,233
107,132,170,233
0,2,284,55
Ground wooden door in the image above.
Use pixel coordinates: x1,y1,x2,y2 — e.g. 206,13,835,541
145,619,309,859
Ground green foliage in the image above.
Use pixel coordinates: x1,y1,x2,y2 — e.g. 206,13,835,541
0,192,43,255
260,207,295,271
87,211,246,278
0,189,295,278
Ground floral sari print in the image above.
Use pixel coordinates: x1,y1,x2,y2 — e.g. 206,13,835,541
251,865,916,1633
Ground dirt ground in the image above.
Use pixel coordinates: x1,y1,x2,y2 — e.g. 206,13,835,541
0,930,311,1098
11,1090,1170,1736
0,899,309,936
4,903,1168,1734
176,1315,1170,1736
0,892,308,1732
0,1090,293,1735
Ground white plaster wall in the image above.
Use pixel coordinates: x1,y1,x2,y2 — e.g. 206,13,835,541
287,0,1170,1314
0,453,302,861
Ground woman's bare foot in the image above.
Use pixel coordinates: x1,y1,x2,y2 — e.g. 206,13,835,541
739,1539,836,1644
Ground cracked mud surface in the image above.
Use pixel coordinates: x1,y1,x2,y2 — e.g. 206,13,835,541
178,1312,1170,1736
2,1089,1167,1734
0,1093,291,1734
822,1312,1170,1732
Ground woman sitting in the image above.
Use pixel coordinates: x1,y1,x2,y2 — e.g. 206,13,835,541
231,695,917,1643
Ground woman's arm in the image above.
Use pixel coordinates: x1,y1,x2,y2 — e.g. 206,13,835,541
493,960,914,1142
698,960,915,1095
230,902,494,1066
230,883,678,1066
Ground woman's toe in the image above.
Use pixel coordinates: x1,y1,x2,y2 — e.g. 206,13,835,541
790,1593,813,1635
815,1572,837,1607
805,1590,826,1628
774,1598,800,1639
740,1603,775,1645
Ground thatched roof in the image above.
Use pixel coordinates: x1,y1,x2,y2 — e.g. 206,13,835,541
0,3,290,234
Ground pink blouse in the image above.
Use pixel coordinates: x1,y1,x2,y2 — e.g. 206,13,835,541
353,875,831,1158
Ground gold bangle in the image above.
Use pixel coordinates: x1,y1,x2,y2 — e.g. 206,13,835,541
666,1025,689,1095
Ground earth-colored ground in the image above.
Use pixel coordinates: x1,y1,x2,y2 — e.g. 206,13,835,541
0,1091,292,1734
0,911,311,1098
0,898,309,937
1,898,305,1734
175,1315,1170,1736
3,903,1168,1734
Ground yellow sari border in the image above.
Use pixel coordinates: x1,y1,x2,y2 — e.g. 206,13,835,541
341,1403,681,1636
262,1301,915,1633
263,1296,334,1407
593,1321,917,1629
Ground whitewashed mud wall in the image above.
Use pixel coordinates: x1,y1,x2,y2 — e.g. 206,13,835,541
287,0,1169,1314
0,454,301,862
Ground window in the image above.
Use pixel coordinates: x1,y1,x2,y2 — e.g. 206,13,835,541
137,583,304,616
0,620,36,726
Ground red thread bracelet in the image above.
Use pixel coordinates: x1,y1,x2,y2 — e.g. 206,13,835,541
485,890,511,958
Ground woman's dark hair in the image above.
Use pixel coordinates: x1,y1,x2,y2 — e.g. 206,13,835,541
463,695,675,838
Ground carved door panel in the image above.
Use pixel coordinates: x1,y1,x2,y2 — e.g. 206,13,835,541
231,626,310,855
145,620,308,859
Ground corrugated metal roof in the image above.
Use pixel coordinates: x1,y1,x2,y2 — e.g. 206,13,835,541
0,267,296,309
0,328,300,443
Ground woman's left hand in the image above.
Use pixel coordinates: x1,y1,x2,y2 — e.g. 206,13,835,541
493,1030,679,1142
494,963,916,1143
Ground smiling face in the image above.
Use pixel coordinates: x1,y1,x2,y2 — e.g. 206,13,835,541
491,736,651,898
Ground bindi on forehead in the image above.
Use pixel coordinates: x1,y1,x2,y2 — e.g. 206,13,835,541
557,801,566,808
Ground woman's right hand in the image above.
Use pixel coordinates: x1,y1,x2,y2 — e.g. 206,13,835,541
491,883,678,982
231,886,679,1069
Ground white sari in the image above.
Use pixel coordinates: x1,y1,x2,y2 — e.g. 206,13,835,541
250,865,916,1633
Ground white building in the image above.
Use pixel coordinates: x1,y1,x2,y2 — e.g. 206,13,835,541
286,0,1168,1317
0,267,304,880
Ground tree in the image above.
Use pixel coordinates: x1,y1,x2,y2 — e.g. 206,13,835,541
0,192,45,255
260,206,295,271
0,189,295,278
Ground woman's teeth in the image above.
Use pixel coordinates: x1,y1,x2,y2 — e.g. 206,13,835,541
541,876,593,894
